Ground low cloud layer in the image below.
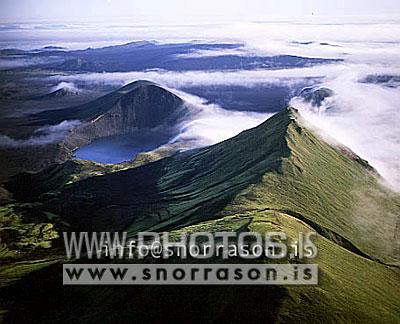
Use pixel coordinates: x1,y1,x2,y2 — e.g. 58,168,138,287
47,64,340,89
2,17,400,61
51,81,79,92
0,57,51,70
290,72,400,190
169,90,271,146
48,63,400,90
0,120,81,148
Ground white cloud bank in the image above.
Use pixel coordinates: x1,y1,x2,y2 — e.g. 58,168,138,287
169,90,271,146
51,81,79,92
290,71,400,190
0,120,81,147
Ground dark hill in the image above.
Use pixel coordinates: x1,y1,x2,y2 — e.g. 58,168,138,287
34,80,189,150
34,87,80,100
33,80,185,123
299,86,334,107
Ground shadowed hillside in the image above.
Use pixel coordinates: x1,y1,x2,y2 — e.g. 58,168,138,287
12,108,398,263
2,107,400,323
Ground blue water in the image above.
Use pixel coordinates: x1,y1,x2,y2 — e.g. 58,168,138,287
75,131,172,164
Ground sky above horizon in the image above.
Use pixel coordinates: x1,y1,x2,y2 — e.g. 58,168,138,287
1,0,400,23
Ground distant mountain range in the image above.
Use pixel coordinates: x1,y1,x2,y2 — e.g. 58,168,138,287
0,41,342,72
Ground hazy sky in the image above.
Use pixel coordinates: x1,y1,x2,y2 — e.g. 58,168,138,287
1,0,400,23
